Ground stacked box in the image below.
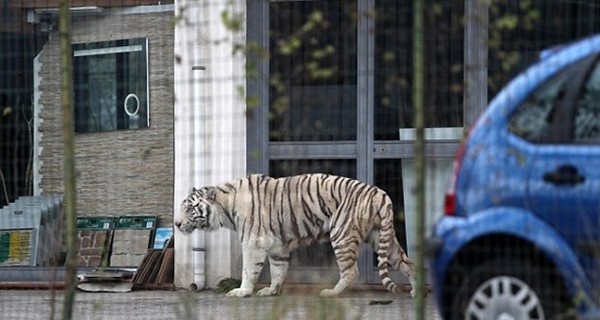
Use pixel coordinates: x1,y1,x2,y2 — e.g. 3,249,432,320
110,216,156,267
0,195,65,267
14,195,64,266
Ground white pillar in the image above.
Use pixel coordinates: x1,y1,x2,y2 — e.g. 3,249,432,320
174,0,247,289
33,52,43,196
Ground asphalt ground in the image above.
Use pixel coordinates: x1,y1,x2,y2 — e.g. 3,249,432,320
0,288,443,320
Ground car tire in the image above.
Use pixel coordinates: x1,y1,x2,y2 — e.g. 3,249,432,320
451,258,568,320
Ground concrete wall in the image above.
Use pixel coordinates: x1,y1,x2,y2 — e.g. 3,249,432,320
35,7,174,226
173,0,247,289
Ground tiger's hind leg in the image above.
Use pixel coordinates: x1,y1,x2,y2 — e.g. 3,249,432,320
320,233,360,297
389,238,417,297
256,251,290,297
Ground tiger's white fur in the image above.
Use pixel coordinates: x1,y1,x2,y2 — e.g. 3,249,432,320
175,173,416,298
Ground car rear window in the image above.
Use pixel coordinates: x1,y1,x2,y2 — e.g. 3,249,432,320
508,67,571,142
574,60,600,143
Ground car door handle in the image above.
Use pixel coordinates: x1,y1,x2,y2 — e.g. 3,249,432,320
543,165,585,186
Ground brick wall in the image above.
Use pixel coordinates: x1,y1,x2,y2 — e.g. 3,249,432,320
37,9,174,227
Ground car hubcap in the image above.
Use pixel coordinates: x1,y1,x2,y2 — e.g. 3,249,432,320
466,276,545,320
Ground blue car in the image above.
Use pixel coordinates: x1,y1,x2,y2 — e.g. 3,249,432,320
428,34,600,320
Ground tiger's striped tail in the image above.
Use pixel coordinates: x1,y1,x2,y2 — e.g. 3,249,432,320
376,200,417,297
376,202,402,294
377,240,400,293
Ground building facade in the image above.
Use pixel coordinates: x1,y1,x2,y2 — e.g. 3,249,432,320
172,0,465,289
34,5,175,227
3,0,600,289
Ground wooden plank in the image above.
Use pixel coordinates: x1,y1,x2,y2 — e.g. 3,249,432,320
131,236,174,286
133,250,161,285
134,251,155,285
7,0,173,9
157,236,175,284
146,250,163,284
130,249,152,285
147,236,171,282
156,248,174,285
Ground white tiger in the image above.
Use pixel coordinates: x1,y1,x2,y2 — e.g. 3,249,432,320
175,173,416,298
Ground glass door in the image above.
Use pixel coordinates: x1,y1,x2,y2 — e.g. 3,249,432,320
366,0,464,284
247,0,463,286
267,0,359,284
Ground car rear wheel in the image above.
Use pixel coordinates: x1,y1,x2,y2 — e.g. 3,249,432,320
452,259,565,320
465,275,544,319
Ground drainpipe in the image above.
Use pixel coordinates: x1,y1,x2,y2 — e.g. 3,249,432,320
190,62,207,291
174,0,207,291
189,61,208,291
191,229,206,291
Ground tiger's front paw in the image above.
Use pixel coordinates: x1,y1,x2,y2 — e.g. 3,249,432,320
226,288,253,297
256,287,279,297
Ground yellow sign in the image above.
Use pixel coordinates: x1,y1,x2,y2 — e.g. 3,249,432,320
0,230,33,266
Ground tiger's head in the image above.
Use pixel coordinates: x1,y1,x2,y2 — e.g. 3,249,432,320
175,186,219,234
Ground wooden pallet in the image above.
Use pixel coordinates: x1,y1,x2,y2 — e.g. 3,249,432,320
131,236,174,289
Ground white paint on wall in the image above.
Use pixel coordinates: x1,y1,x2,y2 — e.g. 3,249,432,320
174,0,247,289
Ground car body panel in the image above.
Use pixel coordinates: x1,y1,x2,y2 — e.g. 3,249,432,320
458,35,600,217
430,209,595,316
529,142,600,288
429,33,600,319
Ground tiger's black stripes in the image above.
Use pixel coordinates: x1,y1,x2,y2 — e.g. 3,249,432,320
248,176,256,243
278,178,288,244
176,173,416,298
268,179,278,236
287,180,301,240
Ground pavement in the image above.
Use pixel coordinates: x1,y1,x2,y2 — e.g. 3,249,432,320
0,288,443,320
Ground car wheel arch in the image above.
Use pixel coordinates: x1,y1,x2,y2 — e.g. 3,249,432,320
440,233,571,320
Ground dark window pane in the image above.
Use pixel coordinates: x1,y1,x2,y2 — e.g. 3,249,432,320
269,0,357,142
374,0,463,140
575,60,600,143
374,0,411,138
374,159,407,250
508,62,575,142
269,159,356,180
73,38,149,133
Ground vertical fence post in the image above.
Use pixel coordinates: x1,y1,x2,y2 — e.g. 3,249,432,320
58,1,77,319
412,0,425,319
464,0,489,128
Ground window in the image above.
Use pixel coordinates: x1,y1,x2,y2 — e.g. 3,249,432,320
73,38,149,133
508,64,573,142
268,0,357,142
575,60,600,143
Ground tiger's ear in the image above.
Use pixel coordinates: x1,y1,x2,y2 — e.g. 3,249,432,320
192,187,199,193
203,186,217,203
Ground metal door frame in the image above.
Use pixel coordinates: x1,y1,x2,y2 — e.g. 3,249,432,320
247,0,462,285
